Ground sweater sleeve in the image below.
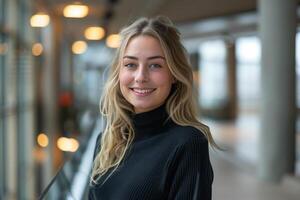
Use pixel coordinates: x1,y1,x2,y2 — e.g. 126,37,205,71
167,137,213,200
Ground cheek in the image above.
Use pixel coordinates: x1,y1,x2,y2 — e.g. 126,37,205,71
152,72,173,88
119,70,132,87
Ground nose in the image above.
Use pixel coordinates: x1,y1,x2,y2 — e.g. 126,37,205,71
135,65,148,83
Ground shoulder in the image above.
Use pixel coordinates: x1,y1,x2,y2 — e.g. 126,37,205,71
166,123,208,147
165,124,211,172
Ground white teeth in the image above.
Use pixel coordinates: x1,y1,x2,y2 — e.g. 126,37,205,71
132,88,154,94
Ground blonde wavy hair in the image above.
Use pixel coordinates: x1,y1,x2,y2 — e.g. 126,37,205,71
91,16,218,184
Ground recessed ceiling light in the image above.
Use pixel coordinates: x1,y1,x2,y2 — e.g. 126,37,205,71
63,3,89,18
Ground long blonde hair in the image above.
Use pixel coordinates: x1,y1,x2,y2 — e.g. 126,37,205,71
91,16,218,184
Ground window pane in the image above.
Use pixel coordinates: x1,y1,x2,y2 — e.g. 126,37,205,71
0,32,5,200
199,40,227,108
236,36,261,110
296,33,300,107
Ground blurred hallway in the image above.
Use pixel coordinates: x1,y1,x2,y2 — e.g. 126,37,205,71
1,0,300,199
207,109,300,199
212,151,300,200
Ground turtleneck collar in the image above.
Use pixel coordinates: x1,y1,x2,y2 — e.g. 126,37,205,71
131,104,173,142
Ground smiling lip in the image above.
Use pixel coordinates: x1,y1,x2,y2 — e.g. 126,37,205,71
130,88,156,96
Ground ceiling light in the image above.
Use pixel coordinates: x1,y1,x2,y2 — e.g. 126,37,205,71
106,34,121,48
37,133,49,147
63,3,89,18
30,13,50,27
32,43,43,56
84,26,105,40
72,41,87,54
57,137,79,152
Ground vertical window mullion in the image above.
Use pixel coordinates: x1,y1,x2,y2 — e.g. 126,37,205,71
0,0,7,198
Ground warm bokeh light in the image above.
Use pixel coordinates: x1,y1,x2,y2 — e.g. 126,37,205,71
72,41,87,54
0,43,7,55
57,137,79,152
32,43,43,56
106,34,121,48
30,13,50,27
63,4,89,18
84,26,105,40
34,148,46,163
37,133,49,147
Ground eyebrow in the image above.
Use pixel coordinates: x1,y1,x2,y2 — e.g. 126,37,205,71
123,55,165,60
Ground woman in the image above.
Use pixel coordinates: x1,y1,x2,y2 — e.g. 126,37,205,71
89,16,217,200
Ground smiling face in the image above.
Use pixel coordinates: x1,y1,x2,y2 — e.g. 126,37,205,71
119,35,174,113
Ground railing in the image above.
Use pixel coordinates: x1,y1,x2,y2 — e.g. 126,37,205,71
38,118,102,200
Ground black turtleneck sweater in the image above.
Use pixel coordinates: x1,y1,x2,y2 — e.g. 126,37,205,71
88,105,213,200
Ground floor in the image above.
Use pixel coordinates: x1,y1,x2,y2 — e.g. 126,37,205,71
211,152,300,200
204,111,300,200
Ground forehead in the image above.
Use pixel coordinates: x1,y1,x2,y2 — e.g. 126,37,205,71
124,35,165,57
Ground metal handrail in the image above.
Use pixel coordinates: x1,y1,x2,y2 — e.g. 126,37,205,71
38,160,70,200
37,117,101,200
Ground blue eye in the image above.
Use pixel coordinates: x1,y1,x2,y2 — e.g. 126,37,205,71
124,63,136,68
149,64,161,68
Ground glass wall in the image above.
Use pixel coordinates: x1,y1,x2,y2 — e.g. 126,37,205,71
295,33,300,175
236,36,261,113
0,0,36,198
296,33,300,107
199,36,261,115
0,0,6,198
198,40,227,110
16,0,35,198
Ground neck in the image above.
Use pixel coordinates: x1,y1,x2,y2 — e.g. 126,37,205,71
131,104,173,142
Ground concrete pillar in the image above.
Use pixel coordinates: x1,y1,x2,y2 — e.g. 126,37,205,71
258,0,297,182
0,2,6,200
189,51,200,105
41,18,59,194
5,0,18,199
39,14,63,198
226,40,237,119
60,40,73,91
16,0,36,199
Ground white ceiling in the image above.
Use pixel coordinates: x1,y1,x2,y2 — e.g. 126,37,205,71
38,0,283,41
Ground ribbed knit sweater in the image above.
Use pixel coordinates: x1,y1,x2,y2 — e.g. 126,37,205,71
88,105,213,200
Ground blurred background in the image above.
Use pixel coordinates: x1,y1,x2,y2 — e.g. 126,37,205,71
0,0,300,199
